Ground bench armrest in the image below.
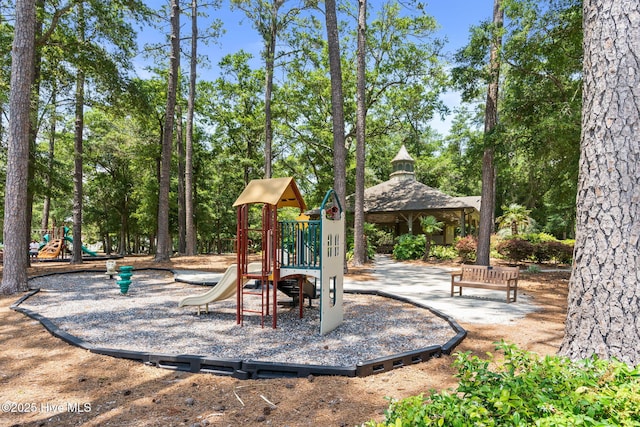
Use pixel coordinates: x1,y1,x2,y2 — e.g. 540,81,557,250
451,271,462,286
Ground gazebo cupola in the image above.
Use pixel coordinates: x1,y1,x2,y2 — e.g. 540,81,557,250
390,145,415,181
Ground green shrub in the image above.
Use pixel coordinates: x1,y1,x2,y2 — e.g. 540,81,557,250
346,223,380,262
525,264,541,273
532,241,553,263
346,241,376,262
560,238,575,246
429,245,457,260
496,238,534,263
454,235,477,262
545,240,574,264
366,223,393,256
523,232,557,244
364,342,640,427
392,234,426,260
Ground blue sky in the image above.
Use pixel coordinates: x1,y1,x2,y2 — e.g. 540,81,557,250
420,1,493,133
428,1,492,53
203,1,491,66
138,1,492,134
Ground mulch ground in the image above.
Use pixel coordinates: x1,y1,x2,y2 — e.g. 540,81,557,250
0,255,569,427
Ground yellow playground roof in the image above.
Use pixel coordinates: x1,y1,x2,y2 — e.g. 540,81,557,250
232,177,307,210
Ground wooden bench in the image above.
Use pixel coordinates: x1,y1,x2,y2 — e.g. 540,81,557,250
451,265,519,303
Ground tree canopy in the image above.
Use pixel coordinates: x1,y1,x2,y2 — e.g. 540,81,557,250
0,0,582,262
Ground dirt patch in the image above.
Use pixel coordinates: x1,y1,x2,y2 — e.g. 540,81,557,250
0,255,568,427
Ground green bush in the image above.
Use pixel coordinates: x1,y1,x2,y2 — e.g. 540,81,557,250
392,234,426,260
560,238,575,246
532,241,553,263
454,235,477,262
364,342,640,427
523,232,557,244
429,245,457,260
366,223,394,256
496,238,535,263
525,264,541,273
526,233,557,263
514,233,573,265
346,223,379,262
346,242,376,262
528,240,574,265
545,240,574,264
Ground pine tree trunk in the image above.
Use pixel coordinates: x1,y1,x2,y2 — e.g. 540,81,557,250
42,91,57,231
352,0,367,267
1,0,36,294
155,0,180,262
25,0,45,268
325,0,347,210
476,0,503,266
70,1,86,264
72,81,85,261
263,2,278,179
325,0,347,273
119,208,127,255
177,105,186,254
72,70,85,265
185,0,198,256
559,0,640,365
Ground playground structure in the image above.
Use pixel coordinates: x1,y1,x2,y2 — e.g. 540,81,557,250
35,226,98,260
233,177,344,335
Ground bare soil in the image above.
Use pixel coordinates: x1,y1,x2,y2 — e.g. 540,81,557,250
0,255,569,427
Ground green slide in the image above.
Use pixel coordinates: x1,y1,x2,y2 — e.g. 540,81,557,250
64,236,98,257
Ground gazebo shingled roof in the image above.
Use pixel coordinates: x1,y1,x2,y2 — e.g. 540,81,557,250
354,145,480,240
363,178,471,213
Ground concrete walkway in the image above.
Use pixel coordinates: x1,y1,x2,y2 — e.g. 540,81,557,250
173,255,539,325
344,255,538,325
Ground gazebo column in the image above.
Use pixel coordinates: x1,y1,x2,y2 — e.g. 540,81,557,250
398,212,414,234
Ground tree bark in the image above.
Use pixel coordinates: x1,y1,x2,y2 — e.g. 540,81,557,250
155,0,180,262
177,104,186,254
476,0,503,266
119,199,128,255
42,90,57,232
1,0,36,294
263,1,280,179
25,0,45,268
71,1,86,265
324,0,347,210
352,0,367,267
559,0,640,365
185,0,198,256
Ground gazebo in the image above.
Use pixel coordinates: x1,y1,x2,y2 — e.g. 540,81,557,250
360,145,480,245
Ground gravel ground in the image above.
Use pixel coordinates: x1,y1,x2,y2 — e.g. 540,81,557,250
20,270,456,368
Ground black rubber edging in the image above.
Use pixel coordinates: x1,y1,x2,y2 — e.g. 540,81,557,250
347,289,467,355
346,289,467,377
240,360,356,379
11,270,466,380
12,294,94,352
356,345,442,377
